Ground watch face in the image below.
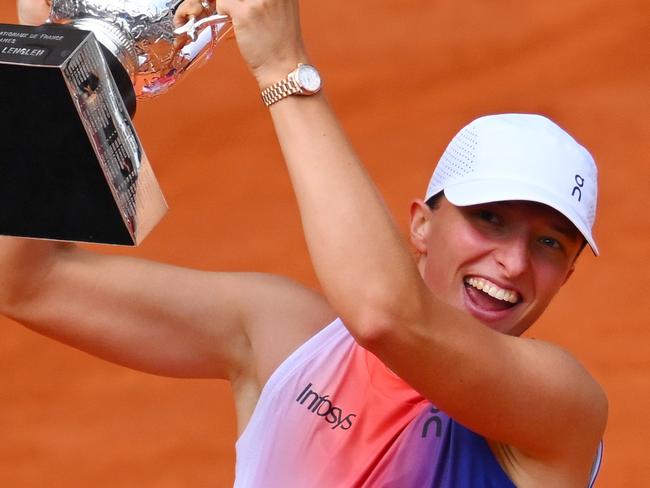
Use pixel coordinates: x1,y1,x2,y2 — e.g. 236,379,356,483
297,65,321,93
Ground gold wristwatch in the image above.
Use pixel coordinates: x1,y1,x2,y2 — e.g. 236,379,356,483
260,63,322,107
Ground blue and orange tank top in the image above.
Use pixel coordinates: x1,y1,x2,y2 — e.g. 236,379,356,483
234,318,601,487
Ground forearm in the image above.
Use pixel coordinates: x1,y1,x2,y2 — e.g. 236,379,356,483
214,0,431,336
268,94,428,337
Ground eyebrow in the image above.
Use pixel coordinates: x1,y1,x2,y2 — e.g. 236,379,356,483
549,221,581,241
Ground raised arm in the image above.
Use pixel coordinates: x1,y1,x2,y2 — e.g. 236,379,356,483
220,0,606,481
0,238,330,383
4,0,333,392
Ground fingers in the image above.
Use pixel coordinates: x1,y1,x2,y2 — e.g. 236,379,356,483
173,0,219,50
206,0,307,87
17,0,51,25
171,0,306,89
173,0,217,28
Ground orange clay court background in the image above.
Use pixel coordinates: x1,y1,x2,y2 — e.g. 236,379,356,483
0,1,648,486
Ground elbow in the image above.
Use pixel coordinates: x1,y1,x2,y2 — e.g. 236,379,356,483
0,240,71,317
345,298,428,352
332,276,433,351
347,307,395,350
0,284,29,321
0,273,37,318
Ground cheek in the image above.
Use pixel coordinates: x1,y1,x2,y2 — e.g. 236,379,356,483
421,222,488,294
531,260,572,304
438,222,495,269
421,255,448,295
419,238,453,297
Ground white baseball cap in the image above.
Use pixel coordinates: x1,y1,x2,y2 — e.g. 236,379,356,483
425,114,599,255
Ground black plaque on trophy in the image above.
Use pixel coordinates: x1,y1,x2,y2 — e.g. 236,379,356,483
0,23,167,245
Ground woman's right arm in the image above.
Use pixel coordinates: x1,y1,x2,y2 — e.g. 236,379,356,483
0,237,333,382
0,238,253,379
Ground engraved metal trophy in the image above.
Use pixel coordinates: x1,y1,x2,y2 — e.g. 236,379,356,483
0,1,230,245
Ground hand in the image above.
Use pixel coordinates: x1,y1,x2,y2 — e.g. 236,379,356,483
216,0,310,89
173,0,217,27
173,0,218,49
16,0,51,25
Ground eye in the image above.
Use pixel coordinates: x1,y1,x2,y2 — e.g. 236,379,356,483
477,210,501,225
538,236,562,250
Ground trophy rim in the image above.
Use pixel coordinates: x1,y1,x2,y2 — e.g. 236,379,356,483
66,17,138,83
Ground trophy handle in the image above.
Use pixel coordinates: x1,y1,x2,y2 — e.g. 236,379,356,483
174,14,232,42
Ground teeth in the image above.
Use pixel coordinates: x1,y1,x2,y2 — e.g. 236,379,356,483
465,277,519,304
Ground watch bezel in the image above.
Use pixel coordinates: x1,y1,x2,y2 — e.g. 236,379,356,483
294,63,322,95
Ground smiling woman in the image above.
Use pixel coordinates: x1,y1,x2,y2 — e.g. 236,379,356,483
408,115,595,336
2,1,612,487
412,197,581,335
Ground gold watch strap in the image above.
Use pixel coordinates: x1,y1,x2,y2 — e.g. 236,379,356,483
260,77,302,107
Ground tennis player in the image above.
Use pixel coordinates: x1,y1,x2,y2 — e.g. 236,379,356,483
3,0,606,486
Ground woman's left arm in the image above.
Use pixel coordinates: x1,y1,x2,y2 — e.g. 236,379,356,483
204,0,609,471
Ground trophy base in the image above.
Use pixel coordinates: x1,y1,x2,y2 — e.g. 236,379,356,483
0,24,167,246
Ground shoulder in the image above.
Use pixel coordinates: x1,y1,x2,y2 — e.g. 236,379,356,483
495,339,607,486
517,338,608,453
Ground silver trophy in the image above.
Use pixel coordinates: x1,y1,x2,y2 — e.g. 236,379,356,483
0,1,230,245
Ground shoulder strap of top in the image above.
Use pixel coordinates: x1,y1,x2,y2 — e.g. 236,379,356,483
587,441,603,488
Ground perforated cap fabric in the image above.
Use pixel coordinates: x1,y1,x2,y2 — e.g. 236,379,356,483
425,114,599,255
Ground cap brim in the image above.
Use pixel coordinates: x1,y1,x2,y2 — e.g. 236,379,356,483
443,178,599,256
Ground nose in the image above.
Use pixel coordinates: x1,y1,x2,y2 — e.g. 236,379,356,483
493,235,530,278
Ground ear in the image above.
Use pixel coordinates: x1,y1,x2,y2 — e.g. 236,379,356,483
409,199,431,254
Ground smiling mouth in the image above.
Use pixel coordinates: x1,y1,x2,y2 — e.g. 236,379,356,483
465,277,519,303
463,276,521,313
